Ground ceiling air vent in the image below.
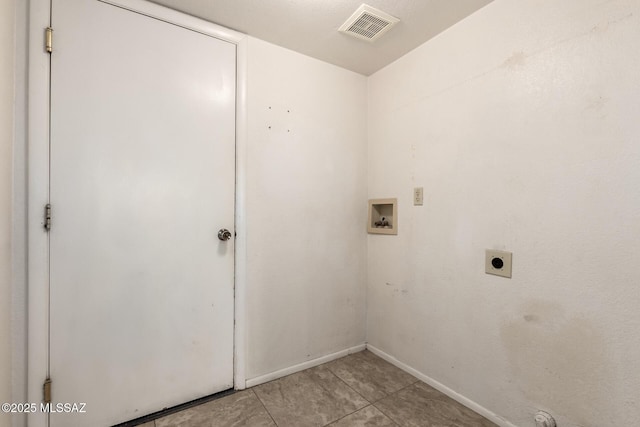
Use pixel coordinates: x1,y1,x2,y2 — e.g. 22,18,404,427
339,4,399,42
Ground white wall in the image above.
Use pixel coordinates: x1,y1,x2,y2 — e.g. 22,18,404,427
367,1,640,426
11,1,639,425
245,37,368,380
7,6,367,421
1,0,16,426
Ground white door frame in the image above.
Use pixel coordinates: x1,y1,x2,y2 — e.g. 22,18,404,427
26,1,247,425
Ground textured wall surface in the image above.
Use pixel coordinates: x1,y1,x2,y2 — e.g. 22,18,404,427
11,1,640,425
367,1,640,426
1,1,15,426
246,37,368,380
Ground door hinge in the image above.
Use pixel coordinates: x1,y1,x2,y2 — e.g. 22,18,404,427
44,203,52,231
43,377,52,403
45,27,53,53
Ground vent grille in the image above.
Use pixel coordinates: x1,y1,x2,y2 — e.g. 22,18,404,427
339,4,399,42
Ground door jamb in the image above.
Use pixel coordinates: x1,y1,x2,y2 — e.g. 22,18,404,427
26,2,248,426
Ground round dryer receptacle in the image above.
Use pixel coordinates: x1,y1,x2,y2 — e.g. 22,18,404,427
491,257,504,269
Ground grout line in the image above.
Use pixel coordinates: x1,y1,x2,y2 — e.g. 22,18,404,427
324,403,373,426
367,345,511,427
372,402,401,427
321,353,409,426
374,379,418,403
250,388,279,426
376,374,420,402
249,352,415,427
323,359,372,405
369,378,416,427
319,363,372,426
330,350,420,406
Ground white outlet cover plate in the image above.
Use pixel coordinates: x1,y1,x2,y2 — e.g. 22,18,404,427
414,187,423,205
485,249,512,278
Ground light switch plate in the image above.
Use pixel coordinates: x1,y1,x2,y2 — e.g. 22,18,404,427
413,187,423,205
485,249,512,278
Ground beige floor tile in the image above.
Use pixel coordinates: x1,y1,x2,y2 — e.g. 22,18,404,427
139,422,155,427
253,364,369,427
327,350,418,402
329,405,397,427
374,381,497,427
155,390,275,427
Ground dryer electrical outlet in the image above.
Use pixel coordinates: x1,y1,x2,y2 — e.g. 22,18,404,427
485,250,512,278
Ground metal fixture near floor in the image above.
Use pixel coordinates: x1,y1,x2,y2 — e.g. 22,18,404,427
534,411,556,427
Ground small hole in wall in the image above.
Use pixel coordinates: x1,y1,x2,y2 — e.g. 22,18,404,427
491,257,504,269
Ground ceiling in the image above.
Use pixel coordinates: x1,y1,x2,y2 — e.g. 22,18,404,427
148,0,493,76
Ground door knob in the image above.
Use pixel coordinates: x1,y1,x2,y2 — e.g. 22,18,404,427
218,229,232,241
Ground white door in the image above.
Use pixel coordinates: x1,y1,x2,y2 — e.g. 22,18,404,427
49,1,236,425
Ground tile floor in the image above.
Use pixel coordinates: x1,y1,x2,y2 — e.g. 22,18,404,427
142,350,497,427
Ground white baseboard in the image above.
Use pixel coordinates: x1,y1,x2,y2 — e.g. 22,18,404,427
245,343,367,388
366,344,518,427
